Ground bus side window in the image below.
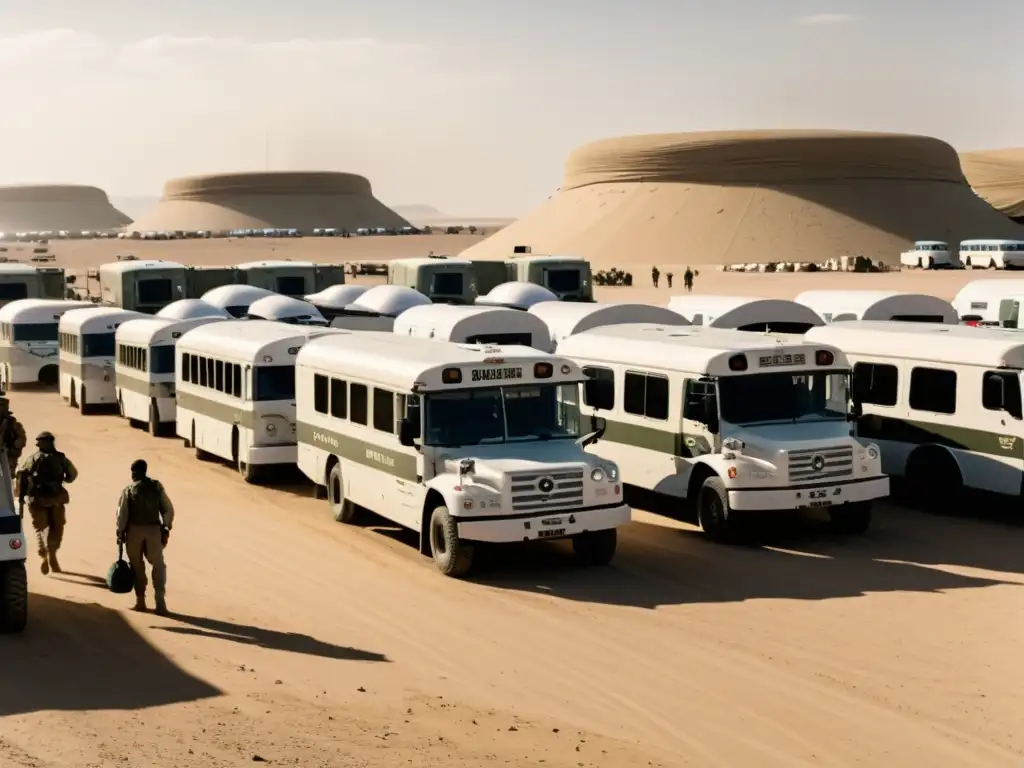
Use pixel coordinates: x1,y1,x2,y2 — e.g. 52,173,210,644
313,374,329,414
350,383,368,425
232,364,242,397
330,377,347,418
215,360,224,392
199,356,208,387
373,388,395,433
189,354,199,383
183,353,191,382
142,348,147,373
399,394,422,439
852,362,898,407
582,365,614,410
684,378,718,432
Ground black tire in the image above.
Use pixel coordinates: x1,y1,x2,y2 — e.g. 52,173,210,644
926,256,934,269
327,463,358,523
38,364,58,387
237,452,260,484
829,502,872,534
905,448,963,514
79,384,91,415
149,402,162,436
697,476,738,543
428,504,474,577
0,561,28,634
69,380,77,408
572,528,617,566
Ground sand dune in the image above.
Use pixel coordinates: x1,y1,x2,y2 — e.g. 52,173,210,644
0,185,130,232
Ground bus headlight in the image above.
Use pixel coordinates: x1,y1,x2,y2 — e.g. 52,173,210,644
605,464,618,481
865,443,879,460
590,467,605,482
265,422,276,434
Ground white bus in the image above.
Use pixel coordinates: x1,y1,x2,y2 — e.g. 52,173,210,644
475,282,558,311
667,295,825,333
246,295,328,326
328,285,431,331
528,302,689,350
392,304,553,350
899,241,959,270
0,299,93,387
115,316,227,435
952,279,1024,325
959,239,1024,270
795,290,958,324
805,321,1024,508
175,321,340,482
156,299,231,321
58,307,148,413
557,324,889,541
201,285,278,318
306,285,370,320
295,333,629,577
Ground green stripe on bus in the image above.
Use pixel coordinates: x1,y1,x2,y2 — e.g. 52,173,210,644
296,420,419,482
115,374,156,398
597,417,714,458
176,390,256,429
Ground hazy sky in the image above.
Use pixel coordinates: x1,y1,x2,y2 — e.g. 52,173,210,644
0,1,1021,216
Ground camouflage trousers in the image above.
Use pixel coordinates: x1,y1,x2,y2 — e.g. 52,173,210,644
28,498,66,557
125,525,167,598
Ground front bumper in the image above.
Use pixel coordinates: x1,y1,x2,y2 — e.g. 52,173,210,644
728,476,890,512
247,442,298,466
456,503,631,543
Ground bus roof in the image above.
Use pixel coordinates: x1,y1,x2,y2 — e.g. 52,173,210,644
58,307,148,333
155,298,232,320
805,320,1024,369
0,299,93,323
201,284,277,308
0,264,40,276
528,301,689,344
959,239,1024,246
507,255,586,264
298,332,581,392
305,284,369,309
246,295,326,324
392,304,549,345
116,316,226,346
349,285,431,316
176,319,340,361
666,295,824,329
794,290,958,323
475,281,558,310
952,279,1024,305
556,324,849,377
235,260,315,270
99,260,185,275
392,257,472,268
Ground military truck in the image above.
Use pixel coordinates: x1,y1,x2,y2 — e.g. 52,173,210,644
0,443,27,633
0,264,67,307
99,260,187,314
504,251,593,302
185,265,240,298
313,264,347,292
236,260,317,297
388,256,476,304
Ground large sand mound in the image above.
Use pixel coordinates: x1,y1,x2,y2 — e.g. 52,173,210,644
463,130,1024,266
0,184,130,232
960,148,1024,222
129,171,411,232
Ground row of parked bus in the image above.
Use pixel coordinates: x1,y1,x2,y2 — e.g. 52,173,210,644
1,284,1022,578
899,239,1024,270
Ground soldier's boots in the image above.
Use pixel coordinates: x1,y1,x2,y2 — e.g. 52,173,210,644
40,557,49,575
154,595,169,617
48,552,61,574
133,594,147,612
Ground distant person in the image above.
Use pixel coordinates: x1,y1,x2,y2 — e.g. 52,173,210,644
116,459,175,615
684,267,694,293
666,272,673,289
651,266,660,288
0,396,27,478
17,431,78,574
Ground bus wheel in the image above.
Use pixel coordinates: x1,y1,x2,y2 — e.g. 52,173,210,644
79,385,91,415
327,464,358,523
0,561,28,634
989,259,998,269
927,256,934,269
429,504,474,577
829,502,871,534
237,453,259,484
572,528,617,566
697,476,739,543
905,448,963,514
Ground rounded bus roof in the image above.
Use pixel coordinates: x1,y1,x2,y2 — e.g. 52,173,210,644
235,260,316,270
246,295,328,325
392,304,551,345
116,316,227,346
175,319,341,361
953,278,1024,306
805,320,1024,368
475,281,559,309
305,284,370,309
201,284,278,309
0,299,94,324
297,332,582,393
58,307,148,333
794,290,958,324
99,259,186,275
528,301,689,344
667,295,824,330
347,285,432,316
156,299,232,320
0,263,42,276
557,323,850,377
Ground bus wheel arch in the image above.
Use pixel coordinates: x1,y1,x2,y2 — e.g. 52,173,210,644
420,489,447,555
905,445,964,513
426,501,474,578
686,463,718,519
327,460,358,523
232,426,258,483
38,364,58,386
694,472,740,543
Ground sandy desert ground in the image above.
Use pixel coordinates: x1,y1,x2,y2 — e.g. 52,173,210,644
2,237,1024,767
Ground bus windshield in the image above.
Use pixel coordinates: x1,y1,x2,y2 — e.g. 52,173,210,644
253,365,295,401
149,345,176,375
718,371,847,426
82,332,115,358
423,383,581,446
12,323,58,342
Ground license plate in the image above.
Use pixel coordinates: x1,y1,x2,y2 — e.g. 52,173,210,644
538,528,565,538
808,500,832,507
540,517,563,526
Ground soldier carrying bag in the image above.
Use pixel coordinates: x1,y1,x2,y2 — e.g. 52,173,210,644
106,541,135,594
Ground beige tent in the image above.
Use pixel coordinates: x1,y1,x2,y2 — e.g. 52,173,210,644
960,148,1024,222
462,130,1024,266
0,185,130,232
129,171,410,232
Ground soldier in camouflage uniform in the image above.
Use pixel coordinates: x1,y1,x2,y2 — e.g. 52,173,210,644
0,396,27,478
116,459,175,615
17,431,78,574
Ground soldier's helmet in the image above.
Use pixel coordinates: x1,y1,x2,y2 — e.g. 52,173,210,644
36,431,55,443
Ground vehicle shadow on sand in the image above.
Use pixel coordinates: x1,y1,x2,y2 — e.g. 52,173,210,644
469,503,1024,609
152,613,390,663
0,594,222,717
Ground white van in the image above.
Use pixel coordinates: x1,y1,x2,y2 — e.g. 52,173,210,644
557,325,889,540
899,241,959,270
115,316,227,435
795,290,958,324
667,295,825,333
295,333,629,577
529,302,689,350
392,304,553,350
805,321,1024,507
0,299,93,387
58,307,148,413
175,320,340,482
959,239,1024,270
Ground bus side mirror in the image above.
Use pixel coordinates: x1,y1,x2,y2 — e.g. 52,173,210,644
398,418,418,447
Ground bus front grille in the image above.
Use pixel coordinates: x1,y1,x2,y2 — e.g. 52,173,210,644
509,470,584,512
788,445,854,482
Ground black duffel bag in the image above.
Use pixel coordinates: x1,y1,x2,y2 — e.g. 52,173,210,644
106,542,135,594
